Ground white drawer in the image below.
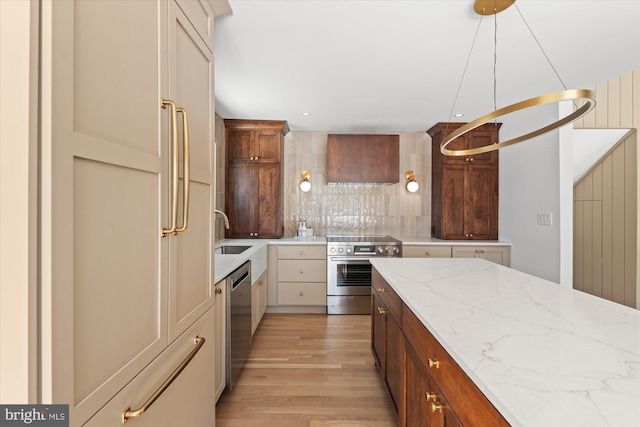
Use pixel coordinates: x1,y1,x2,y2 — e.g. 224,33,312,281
278,282,326,306
403,245,452,258
278,259,326,282
278,245,326,260
83,309,215,427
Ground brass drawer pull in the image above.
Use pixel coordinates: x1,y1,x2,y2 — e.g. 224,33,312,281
122,336,205,423
174,107,190,234
299,250,304,255
161,99,179,237
377,287,385,293
428,358,440,369
299,291,304,296
215,288,222,295
258,280,263,286
431,401,443,413
377,306,387,315
426,251,431,256
299,269,304,274
425,391,436,401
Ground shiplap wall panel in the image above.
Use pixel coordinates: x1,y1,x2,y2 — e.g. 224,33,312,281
625,140,637,306
573,68,638,309
621,72,634,128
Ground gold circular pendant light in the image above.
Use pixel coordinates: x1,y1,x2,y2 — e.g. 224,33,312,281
442,1,596,156
441,89,595,156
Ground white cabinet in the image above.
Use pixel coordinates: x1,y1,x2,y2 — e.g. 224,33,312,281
452,246,511,266
39,1,225,425
251,271,267,336
214,279,226,402
276,246,327,307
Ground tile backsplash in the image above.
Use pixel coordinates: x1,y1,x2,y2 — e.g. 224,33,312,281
283,131,432,238
215,119,433,239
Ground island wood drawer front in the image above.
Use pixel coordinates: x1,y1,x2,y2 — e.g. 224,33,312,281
278,282,326,305
278,245,325,259
278,259,326,282
403,245,452,258
402,303,509,427
372,269,402,321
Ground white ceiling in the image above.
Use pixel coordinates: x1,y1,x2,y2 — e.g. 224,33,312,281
213,0,640,132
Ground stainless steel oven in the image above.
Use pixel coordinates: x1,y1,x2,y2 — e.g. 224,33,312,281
326,236,402,314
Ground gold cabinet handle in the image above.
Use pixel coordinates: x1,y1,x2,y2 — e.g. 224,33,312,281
254,156,259,160
258,280,263,286
299,291,304,296
254,232,258,237
426,251,431,256
428,358,440,369
430,401,443,413
469,233,474,238
377,306,387,315
122,336,205,423
215,288,222,295
299,250,304,255
475,249,480,254
377,287,385,293
299,269,304,274
161,98,179,237
174,107,190,234
425,391,436,402
481,249,485,254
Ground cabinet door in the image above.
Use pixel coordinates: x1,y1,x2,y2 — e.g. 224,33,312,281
256,164,282,238
478,246,510,266
257,272,267,326
385,315,405,418
441,165,467,239
371,292,386,371
467,129,498,164
465,164,498,240
405,343,438,426
254,130,281,163
214,280,226,402
227,129,253,163
227,163,255,238
452,247,478,259
168,2,215,341
251,281,259,336
41,1,168,423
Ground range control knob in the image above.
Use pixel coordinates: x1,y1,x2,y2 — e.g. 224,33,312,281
385,247,391,254
393,247,400,254
330,247,336,253
346,247,352,253
338,248,344,253
377,247,384,254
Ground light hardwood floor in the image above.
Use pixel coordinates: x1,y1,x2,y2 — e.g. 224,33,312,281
215,313,397,427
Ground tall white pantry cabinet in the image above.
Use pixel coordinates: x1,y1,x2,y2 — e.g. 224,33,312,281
37,1,230,425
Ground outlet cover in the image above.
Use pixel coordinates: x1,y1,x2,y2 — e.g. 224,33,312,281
537,212,553,226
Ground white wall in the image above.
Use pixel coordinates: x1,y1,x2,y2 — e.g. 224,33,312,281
499,104,563,283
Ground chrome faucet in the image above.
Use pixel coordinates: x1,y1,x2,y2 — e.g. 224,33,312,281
214,209,230,229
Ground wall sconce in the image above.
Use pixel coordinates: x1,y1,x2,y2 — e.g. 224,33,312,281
405,170,419,193
300,170,311,192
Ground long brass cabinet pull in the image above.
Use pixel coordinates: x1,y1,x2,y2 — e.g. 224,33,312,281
161,99,179,236
122,336,205,423
174,107,190,233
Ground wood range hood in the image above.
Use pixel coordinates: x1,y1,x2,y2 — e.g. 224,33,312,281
326,134,399,184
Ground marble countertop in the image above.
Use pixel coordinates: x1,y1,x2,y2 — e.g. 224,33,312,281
370,257,640,427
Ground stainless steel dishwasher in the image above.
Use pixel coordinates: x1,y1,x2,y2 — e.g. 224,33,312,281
226,260,251,391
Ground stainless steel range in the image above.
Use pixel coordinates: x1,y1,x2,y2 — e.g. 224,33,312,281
326,235,402,314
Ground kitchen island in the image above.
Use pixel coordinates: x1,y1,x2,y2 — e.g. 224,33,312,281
370,257,640,427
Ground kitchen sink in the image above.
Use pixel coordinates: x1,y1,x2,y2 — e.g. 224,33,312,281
214,245,252,255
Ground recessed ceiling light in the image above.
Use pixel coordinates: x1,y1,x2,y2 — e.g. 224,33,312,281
454,113,464,117
301,112,311,116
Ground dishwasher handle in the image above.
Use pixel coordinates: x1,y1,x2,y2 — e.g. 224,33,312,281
231,271,249,290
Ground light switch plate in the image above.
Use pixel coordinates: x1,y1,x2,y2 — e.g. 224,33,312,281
537,212,553,226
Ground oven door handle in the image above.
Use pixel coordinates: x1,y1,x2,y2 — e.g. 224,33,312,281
329,257,372,263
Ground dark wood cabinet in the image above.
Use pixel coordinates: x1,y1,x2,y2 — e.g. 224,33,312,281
429,122,500,240
224,119,289,238
372,270,405,426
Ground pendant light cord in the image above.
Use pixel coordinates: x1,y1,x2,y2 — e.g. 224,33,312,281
446,13,484,136
513,3,568,91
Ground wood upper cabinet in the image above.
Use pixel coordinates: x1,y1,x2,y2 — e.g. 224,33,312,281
224,120,289,238
429,122,500,240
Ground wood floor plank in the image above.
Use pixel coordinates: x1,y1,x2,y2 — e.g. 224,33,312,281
215,314,397,427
